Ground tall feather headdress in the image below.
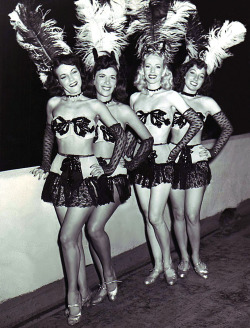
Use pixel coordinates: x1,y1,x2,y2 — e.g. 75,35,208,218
200,20,247,75
126,0,197,63
74,0,128,70
184,19,247,75
9,0,72,85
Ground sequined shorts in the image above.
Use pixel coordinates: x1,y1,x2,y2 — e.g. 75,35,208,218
172,145,211,190
42,154,114,207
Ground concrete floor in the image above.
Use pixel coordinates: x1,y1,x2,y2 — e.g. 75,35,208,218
14,215,250,328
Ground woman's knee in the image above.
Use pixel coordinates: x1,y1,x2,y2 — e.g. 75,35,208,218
148,213,164,227
186,211,200,225
172,206,185,222
60,231,77,247
88,222,105,240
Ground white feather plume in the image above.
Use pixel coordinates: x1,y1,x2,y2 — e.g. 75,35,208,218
74,0,128,70
203,20,247,75
9,2,71,85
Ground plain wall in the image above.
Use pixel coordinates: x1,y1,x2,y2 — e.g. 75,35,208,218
0,133,250,304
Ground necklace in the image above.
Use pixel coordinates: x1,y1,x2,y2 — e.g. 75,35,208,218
64,92,83,101
146,86,162,92
181,91,197,97
103,99,113,105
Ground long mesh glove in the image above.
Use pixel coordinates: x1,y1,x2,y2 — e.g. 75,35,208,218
167,108,203,163
40,123,54,172
125,136,154,171
124,129,138,158
208,111,233,158
101,123,126,175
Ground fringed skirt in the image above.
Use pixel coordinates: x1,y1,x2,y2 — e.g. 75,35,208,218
97,158,131,204
42,153,114,207
129,158,174,189
172,145,212,190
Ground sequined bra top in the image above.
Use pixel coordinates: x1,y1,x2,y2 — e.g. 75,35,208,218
172,111,206,129
94,121,115,144
51,116,95,139
136,109,171,128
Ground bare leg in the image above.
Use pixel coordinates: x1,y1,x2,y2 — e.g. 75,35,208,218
135,184,162,269
185,187,205,264
59,206,94,313
148,183,172,268
55,207,90,299
88,187,120,291
170,189,189,262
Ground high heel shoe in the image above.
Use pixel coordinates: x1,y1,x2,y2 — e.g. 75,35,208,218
194,260,208,279
65,291,92,316
144,267,163,285
164,264,177,286
91,284,108,305
105,279,122,302
177,260,190,278
81,292,92,307
66,295,82,326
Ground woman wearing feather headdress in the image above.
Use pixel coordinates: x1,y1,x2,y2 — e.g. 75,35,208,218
169,20,245,279
85,51,153,305
9,2,126,325
127,0,204,286
73,0,153,304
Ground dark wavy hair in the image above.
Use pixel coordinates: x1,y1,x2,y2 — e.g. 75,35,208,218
84,51,128,103
45,54,86,96
174,58,212,96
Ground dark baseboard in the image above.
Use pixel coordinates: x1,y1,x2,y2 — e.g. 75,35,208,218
1,214,221,328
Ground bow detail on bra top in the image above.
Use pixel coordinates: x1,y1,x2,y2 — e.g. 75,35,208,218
136,109,171,128
172,111,206,129
52,116,95,138
95,124,115,143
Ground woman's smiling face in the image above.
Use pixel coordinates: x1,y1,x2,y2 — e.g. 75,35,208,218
143,53,165,87
55,64,82,95
94,67,117,100
183,65,206,94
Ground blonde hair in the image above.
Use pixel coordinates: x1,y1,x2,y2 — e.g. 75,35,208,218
134,52,173,91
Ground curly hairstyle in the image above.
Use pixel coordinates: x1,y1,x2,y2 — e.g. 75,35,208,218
44,54,86,96
84,52,128,103
134,51,173,91
174,58,212,96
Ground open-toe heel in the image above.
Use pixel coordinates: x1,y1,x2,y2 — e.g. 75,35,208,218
144,267,163,285
164,264,177,286
91,285,107,305
194,260,208,279
66,299,82,326
177,260,190,278
105,279,122,302
81,291,92,307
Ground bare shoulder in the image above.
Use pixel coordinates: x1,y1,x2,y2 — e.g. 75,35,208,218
130,92,141,107
47,96,61,121
47,96,61,111
200,96,221,115
88,98,107,113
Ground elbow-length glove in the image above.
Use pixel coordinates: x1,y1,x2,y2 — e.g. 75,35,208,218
167,108,203,163
209,111,233,158
124,129,138,159
125,136,154,171
101,123,126,175
39,123,54,172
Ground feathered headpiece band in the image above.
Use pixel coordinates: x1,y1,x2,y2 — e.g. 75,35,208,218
126,0,197,63
74,0,128,70
9,0,72,85
185,20,247,75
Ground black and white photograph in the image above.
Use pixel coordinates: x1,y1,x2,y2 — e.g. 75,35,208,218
0,1,250,327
